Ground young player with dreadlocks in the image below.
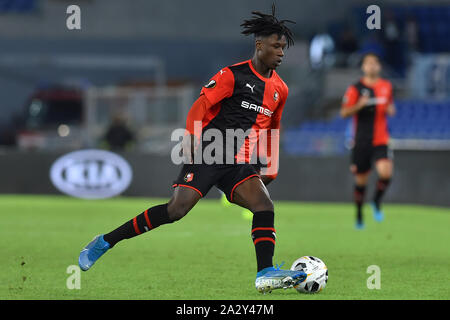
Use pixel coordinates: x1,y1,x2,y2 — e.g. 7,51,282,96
78,5,306,294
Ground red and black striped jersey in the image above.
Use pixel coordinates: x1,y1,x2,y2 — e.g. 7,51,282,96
343,78,393,146
198,59,288,163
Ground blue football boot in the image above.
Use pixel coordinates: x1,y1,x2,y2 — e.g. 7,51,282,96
78,235,110,271
371,202,384,222
255,263,307,294
355,221,365,230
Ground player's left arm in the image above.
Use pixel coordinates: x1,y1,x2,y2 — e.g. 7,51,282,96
259,87,288,186
386,82,396,117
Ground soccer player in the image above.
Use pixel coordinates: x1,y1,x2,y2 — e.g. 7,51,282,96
78,6,307,294
340,52,396,229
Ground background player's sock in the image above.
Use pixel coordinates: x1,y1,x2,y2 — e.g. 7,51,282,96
251,210,276,272
103,203,172,248
354,185,366,224
373,178,391,210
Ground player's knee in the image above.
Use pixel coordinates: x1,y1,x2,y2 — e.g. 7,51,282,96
251,196,274,213
355,173,369,186
379,172,392,180
167,201,191,222
377,168,392,180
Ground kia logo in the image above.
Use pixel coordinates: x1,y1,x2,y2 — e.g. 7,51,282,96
50,149,133,199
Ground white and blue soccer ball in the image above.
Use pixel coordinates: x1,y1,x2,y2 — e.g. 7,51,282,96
290,256,328,293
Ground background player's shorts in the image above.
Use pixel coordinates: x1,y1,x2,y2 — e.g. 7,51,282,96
351,144,393,174
172,163,260,202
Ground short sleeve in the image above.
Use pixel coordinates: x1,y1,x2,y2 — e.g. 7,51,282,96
271,86,288,129
200,67,235,105
342,85,359,108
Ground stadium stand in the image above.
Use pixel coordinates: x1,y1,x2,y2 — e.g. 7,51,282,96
284,100,450,155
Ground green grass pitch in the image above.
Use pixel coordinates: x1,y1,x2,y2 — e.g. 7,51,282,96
1,194,449,300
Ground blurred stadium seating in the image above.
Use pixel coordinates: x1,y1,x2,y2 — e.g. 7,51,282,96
353,5,450,53
0,0,36,12
396,6,450,53
284,100,450,155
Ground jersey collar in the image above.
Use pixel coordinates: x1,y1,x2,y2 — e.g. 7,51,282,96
360,77,380,88
248,59,275,82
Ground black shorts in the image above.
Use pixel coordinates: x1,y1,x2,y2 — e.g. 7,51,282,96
172,163,260,202
351,144,393,174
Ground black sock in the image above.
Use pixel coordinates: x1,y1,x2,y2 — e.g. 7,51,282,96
373,178,391,210
354,185,366,224
103,203,172,248
251,210,276,272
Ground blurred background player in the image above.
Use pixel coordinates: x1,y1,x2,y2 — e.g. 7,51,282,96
340,53,396,229
78,5,307,294
103,113,135,151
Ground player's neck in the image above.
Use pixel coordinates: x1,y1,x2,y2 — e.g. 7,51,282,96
251,57,272,79
362,75,380,86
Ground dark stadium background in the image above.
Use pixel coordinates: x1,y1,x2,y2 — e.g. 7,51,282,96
0,0,449,205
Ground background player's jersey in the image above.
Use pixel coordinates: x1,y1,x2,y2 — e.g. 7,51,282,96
343,78,393,146
199,59,288,164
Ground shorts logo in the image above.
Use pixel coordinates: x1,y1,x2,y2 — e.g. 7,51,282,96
274,91,279,102
184,172,194,182
204,80,216,89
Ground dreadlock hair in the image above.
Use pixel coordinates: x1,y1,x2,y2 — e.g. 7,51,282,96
241,3,295,48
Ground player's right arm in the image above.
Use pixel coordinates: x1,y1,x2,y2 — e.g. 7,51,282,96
182,94,212,163
340,85,369,118
182,67,235,163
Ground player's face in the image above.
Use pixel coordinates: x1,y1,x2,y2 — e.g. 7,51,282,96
361,55,381,77
257,34,287,70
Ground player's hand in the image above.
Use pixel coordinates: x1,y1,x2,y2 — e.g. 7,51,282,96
181,133,197,164
356,93,370,110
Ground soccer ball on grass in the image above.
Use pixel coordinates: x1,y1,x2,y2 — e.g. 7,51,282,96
290,256,328,293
